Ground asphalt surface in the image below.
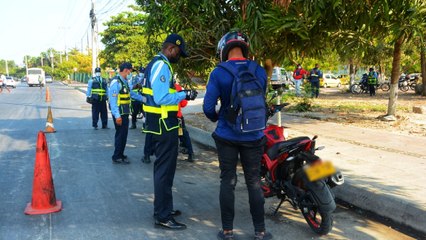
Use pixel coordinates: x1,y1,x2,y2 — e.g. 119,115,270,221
0,82,419,240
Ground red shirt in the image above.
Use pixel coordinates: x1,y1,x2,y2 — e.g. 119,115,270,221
293,68,308,80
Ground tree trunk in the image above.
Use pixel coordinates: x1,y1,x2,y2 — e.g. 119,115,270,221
264,58,273,87
421,44,426,96
379,62,385,83
386,35,404,117
349,58,355,86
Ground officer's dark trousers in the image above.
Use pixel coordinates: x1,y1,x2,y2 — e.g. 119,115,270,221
92,100,108,128
131,101,142,125
152,123,178,222
310,81,320,98
143,133,154,157
213,133,266,232
369,84,376,96
179,117,193,154
112,114,129,160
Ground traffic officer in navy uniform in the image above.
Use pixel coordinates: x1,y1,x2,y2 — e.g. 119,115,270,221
143,33,197,230
86,67,108,130
109,62,144,164
130,67,145,129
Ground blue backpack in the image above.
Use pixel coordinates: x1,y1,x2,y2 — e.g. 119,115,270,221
218,61,267,134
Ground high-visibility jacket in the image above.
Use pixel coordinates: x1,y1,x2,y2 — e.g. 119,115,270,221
368,72,378,85
142,55,180,135
114,77,131,115
91,77,107,101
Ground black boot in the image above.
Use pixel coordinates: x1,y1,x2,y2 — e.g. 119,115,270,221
186,154,194,163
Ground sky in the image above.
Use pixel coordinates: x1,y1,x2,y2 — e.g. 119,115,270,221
0,0,134,65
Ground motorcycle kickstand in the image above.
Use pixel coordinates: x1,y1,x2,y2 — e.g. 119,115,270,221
273,198,285,216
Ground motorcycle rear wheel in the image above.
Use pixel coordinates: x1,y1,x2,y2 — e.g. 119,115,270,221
380,83,390,92
300,197,333,235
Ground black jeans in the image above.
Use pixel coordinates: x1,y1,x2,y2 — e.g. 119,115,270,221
213,133,266,232
178,117,193,154
131,101,142,125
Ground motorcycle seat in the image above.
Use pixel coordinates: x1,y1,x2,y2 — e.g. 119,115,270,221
266,136,310,160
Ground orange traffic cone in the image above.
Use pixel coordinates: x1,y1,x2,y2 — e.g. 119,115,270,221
25,131,62,215
44,106,56,133
45,86,51,103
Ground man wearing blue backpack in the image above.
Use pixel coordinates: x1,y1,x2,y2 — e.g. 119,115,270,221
203,31,272,240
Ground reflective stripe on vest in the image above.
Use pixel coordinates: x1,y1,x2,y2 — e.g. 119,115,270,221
91,89,106,96
142,88,178,119
118,93,131,106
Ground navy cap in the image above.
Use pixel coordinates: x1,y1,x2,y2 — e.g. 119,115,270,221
164,33,188,58
119,62,133,72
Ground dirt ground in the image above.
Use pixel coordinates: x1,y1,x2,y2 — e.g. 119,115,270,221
292,89,426,137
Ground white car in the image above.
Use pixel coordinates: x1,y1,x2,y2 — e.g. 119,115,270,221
321,73,341,88
5,76,17,88
45,75,53,83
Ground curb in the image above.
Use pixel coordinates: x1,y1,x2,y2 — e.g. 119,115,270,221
186,125,425,234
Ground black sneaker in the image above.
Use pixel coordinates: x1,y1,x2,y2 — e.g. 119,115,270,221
141,155,151,164
154,218,186,230
112,158,122,164
217,230,234,240
121,158,130,164
254,231,273,240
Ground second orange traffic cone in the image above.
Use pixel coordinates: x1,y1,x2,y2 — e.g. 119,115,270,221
45,86,51,102
24,131,62,215
44,106,56,133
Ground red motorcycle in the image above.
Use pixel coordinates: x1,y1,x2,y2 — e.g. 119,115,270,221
261,102,344,235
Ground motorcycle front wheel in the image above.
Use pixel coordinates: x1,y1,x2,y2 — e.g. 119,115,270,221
300,196,333,235
350,84,361,94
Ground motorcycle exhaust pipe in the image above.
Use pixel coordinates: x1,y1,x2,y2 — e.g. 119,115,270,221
327,171,344,188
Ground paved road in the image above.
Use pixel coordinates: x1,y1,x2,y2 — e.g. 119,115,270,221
0,83,416,239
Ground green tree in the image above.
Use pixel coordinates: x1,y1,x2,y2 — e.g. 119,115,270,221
100,6,149,69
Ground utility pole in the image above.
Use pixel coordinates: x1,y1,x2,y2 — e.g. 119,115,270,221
25,55,28,76
5,60,9,76
60,51,63,63
90,0,98,76
41,54,44,67
50,50,54,71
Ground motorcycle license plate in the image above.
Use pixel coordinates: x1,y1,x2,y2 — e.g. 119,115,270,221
304,161,336,182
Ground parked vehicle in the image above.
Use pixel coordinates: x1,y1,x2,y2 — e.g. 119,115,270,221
5,76,17,88
27,68,45,87
398,75,410,92
261,93,344,235
45,74,53,83
320,73,341,88
271,67,291,89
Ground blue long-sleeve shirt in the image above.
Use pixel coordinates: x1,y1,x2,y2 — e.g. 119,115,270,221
149,53,186,105
86,77,108,97
203,59,267,142
108,75,143,118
